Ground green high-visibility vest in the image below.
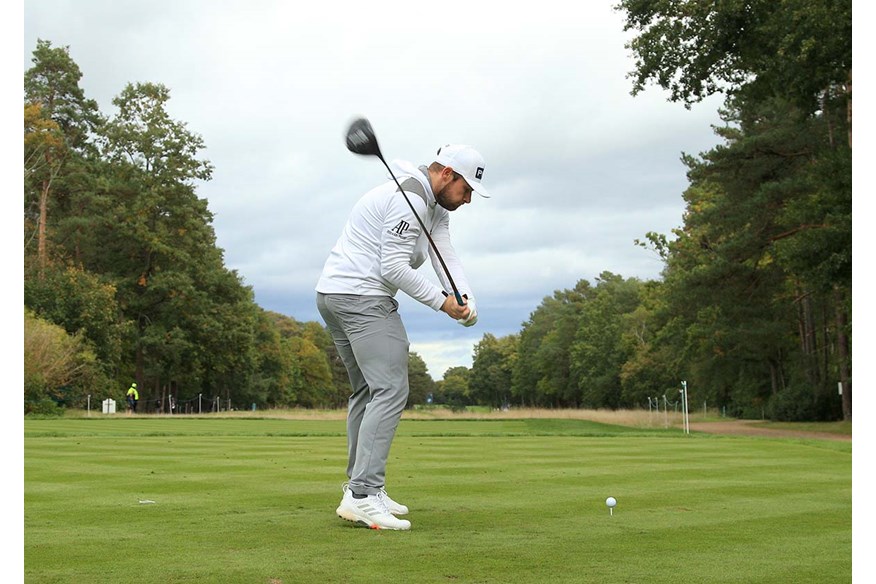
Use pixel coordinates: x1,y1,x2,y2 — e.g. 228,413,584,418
127,386,139,399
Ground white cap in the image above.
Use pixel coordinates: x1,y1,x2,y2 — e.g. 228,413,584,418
434,144,492,198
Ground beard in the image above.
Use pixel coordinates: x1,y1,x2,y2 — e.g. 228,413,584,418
435,186,462,211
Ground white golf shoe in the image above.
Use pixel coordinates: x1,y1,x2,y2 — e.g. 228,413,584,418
342,482,409,516
378,488,409,515
336,487,411,530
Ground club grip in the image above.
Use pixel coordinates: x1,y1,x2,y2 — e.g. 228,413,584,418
442,290,467,307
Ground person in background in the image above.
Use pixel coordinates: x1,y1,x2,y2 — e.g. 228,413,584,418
126,382,139,414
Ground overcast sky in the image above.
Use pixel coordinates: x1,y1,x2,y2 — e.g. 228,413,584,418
22,0,730,379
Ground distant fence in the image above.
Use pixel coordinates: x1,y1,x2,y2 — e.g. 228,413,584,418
88,394,236,415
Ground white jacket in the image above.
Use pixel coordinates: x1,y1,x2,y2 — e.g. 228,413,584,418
316,160,474,311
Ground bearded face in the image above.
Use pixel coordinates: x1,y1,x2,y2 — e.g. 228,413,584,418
435,175,472,211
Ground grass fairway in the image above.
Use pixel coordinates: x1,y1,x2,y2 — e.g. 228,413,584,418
24,417,851,583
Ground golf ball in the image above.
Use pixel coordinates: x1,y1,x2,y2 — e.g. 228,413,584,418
606,497,617,508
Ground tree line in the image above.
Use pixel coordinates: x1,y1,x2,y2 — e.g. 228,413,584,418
24,0,851,421
437,1,852,421
22,39,441,416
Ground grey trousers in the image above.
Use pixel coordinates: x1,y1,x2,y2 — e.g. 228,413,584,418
316,293,410,495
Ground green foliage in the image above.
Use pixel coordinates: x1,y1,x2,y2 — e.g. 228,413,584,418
603,0,852,421
25,399,66,417
24,39,102,281
23,102,64,202
766,383,818,422
24,39,100,151
616,0,852,113
513,281,590,407
772,143,852,291
101,82,213,182
406,352,436,407
304,327,351,409
655,98,849,418
287,336,335,407
572,273,643,409
617,281,679,405
24,264,125,368
433,366,471,410
254,312,337,408
469,334,518,408
24,309,107,414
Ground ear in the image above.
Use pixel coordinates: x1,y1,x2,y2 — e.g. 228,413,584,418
435,166,455,189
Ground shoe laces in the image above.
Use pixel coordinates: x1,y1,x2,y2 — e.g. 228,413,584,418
367,493,391,515
379,488,401,505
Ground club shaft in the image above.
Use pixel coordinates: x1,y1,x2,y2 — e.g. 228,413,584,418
378,155,465,306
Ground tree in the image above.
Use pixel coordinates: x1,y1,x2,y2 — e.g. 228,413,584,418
617,1,852,420
304,323,351,409
24,103,65,266
24,309,107,414
24,264,125,371
24,40,100,148
618,280,681,407
512,281,592,407
92,81,221,398
177,267,260,409
469,334,518,408
286,335,335,408
299,320,349,407
435,366,471,410
571,273,643,409
407,353,436,408
24,40,100,274
262,313,344,408
645,98,847,420
616,0,852,121
243,310,295,408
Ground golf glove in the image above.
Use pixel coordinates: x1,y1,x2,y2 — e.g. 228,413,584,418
457,297,478,327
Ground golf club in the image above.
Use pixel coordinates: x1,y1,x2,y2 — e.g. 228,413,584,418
345,117,466,307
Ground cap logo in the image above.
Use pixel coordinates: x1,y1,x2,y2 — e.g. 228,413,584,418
476,167,484,180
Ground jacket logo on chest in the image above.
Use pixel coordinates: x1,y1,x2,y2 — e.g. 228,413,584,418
389,220,410,237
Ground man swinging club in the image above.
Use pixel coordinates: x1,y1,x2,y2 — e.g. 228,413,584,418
316,120,493,530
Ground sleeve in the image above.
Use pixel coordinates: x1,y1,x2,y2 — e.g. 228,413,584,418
379,194,447,311
428,211,475,302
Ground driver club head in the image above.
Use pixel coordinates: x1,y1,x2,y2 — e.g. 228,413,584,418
345,117,382,158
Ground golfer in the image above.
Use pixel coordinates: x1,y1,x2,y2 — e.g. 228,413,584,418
316,144,492,530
